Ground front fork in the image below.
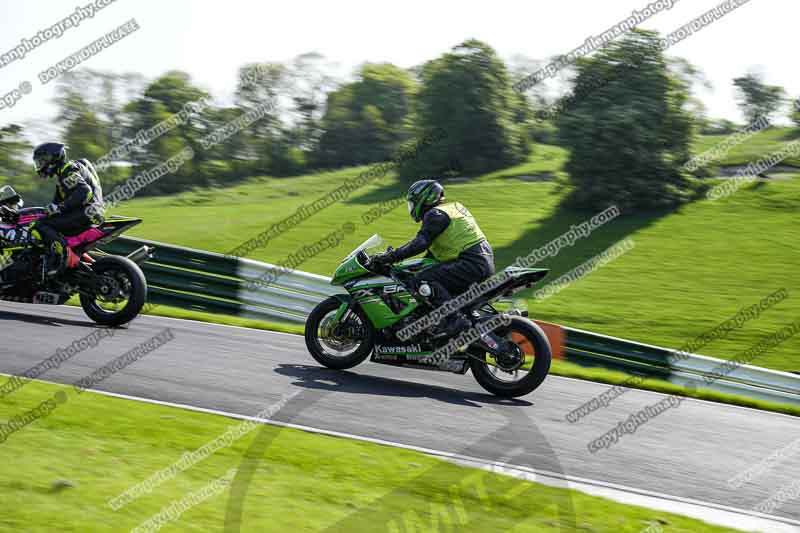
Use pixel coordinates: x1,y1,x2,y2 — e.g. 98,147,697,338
332,298,350,323
329,295,366,339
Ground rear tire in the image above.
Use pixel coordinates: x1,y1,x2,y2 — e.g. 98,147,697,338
469,317,551,398
305,296,375,370
80,256,147,327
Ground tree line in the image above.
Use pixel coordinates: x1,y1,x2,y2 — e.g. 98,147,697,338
0,30,797,210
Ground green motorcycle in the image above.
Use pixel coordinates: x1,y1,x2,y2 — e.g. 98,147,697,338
304,235,553,398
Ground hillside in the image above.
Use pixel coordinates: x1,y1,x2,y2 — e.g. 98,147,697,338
110,135,800,373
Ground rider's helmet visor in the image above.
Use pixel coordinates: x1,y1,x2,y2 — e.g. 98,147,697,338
33,156,51,175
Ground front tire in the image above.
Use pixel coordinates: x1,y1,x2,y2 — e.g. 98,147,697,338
305,296,375,370
469,317,551,398
80,256,147,327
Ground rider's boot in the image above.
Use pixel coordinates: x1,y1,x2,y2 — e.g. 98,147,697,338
40,240,67,284
439,312,471,338
415,280,472,338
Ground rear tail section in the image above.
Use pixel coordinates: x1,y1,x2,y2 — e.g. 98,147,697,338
479,267,549,302
73,216,142,254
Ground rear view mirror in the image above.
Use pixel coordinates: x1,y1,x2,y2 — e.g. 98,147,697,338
0,185,23,209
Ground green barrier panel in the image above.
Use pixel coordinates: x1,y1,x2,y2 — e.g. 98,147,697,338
96,238,140,256
145,286,307,323
566,328,673,368
100,236,239,278
565,348,672,380
146,287,244,316
143,264,240,301
566,339,671,368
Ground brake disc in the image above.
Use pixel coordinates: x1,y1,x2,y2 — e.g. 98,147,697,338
319,316,358,351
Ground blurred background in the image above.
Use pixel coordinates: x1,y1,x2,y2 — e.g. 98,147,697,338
1,0,798,370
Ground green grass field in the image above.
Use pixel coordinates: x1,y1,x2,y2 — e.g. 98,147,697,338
111,132,800,373
690,126,800,168
1,128,796,531
0,378,746,532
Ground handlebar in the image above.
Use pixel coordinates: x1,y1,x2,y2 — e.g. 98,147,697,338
362,252,389,276
362,246,411,282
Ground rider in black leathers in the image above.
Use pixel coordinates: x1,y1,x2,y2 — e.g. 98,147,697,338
31,142,104,280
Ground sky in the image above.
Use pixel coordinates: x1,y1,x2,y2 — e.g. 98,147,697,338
0,0,796,133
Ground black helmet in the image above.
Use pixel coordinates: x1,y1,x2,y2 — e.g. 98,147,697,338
33,142,67,179
407,179,444,222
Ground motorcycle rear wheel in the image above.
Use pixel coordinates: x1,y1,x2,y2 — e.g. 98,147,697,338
469,316,551,398
79,256,147,327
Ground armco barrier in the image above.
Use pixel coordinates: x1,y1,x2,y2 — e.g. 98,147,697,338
99,237,800,407
564,326,800,407
99,236,334,323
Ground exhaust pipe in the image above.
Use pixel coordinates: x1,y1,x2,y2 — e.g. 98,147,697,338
127,245,154,265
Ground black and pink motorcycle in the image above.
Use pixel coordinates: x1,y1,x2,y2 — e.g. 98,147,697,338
0,186,152,326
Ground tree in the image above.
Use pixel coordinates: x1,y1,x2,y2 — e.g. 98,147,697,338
733,72,785,124
791,97,800,128
53,70,146,150
286,53,339,154
232,62,288,175
53,73,109,161
122,71,210,194
0,124,31,178
63,106,110,161
0,124,50,202
315,63,417,168
668,57,713,132
555,30,694,211
409,39,528,178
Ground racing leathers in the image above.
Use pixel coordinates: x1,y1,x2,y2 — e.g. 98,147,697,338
378,202,495,334
35,159,104,278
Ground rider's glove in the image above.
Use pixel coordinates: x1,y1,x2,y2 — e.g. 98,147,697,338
45,203,61,216
371,251,396,266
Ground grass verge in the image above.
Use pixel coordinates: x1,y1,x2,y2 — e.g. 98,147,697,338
0,378,746,532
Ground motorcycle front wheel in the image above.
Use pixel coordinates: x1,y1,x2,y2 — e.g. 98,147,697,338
305,296,375,370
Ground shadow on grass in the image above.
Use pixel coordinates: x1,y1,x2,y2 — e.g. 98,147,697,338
345,177,410,206
345,170,680,288
492,197,676,282
345,158,465,207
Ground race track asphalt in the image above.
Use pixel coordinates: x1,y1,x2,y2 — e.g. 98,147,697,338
1,302,798,526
